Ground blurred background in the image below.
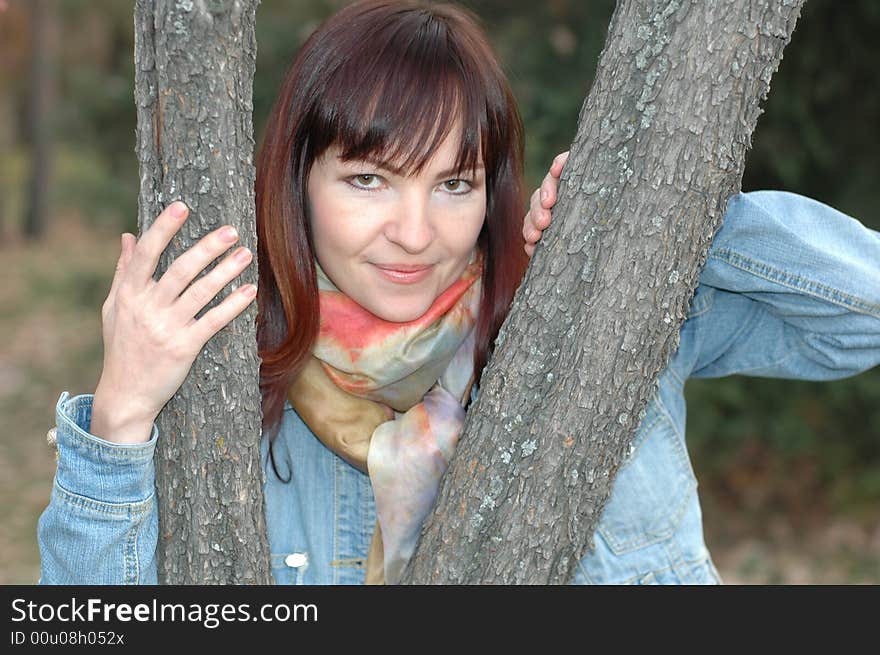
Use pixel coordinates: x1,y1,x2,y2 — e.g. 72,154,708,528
1,0,877,584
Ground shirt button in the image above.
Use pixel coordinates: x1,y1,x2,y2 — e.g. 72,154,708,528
284,552,308,568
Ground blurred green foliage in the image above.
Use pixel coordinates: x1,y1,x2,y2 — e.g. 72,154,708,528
2,0,878,517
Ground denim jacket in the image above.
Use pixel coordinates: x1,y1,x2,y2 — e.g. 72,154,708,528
37,191,880,584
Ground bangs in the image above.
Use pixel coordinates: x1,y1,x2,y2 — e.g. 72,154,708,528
304,7,486,178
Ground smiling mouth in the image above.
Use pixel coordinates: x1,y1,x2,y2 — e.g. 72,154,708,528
374,264,433,272
372,263,433,284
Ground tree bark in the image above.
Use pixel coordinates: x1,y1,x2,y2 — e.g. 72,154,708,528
401,0,806,584
133,0,270,584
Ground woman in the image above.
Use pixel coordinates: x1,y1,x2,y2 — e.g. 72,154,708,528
41,0,527,586
38,0,880,585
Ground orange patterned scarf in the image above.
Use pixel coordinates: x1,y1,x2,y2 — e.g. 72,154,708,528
287,251,482,584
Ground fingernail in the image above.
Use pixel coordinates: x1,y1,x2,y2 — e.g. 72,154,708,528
221,226,238,241
235,247,252,263
170,201,188,218
541,190,548,202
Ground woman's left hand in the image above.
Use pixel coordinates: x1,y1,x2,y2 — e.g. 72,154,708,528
523,150,569,257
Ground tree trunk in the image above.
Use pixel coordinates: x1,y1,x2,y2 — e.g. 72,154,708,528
133,0,270,584
23,0,52,241
401,0,806,584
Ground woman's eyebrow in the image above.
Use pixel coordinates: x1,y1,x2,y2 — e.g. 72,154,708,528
336,156,402,174
337,156,484,178
434,164,485,179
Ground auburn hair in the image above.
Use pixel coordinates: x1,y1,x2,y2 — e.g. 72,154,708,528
255,0,529,477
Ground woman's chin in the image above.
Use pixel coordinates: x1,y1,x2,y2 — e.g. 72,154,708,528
363,298,433,324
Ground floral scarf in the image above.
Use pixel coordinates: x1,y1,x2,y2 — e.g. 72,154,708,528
286,251,482,584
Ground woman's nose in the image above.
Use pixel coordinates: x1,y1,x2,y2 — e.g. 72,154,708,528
384,192,434,253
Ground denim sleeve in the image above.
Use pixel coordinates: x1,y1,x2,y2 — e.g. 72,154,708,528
672,191,880,380
37,391,159,584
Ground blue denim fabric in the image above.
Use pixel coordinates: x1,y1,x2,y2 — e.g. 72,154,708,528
37,395,159,584
37,191,880,584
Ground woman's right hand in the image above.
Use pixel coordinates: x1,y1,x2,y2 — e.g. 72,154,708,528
90,201,257,444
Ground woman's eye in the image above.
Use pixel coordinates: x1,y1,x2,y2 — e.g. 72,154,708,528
442,179,472,194
349,174,382,190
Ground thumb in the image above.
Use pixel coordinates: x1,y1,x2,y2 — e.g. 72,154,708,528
107,233,133,299
121,233,135,262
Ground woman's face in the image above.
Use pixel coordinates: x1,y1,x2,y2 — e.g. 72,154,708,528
306,125,486,323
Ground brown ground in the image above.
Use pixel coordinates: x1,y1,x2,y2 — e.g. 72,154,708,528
1,215,876,584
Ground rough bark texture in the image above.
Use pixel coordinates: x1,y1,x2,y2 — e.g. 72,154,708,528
401,0,806,584
133,0,270,584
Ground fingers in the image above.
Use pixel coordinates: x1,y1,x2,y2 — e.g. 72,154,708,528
188,283,258,346
525,185,549,240
172,244,253,321
126,201,191,287
523,211,545,243
539,150,570,209
522,150,570,247
550,150,570,177
154,222,243,305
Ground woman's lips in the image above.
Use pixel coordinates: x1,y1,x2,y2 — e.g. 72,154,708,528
373,263,433,284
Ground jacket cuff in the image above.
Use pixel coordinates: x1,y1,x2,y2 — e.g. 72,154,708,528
52,391,158,504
